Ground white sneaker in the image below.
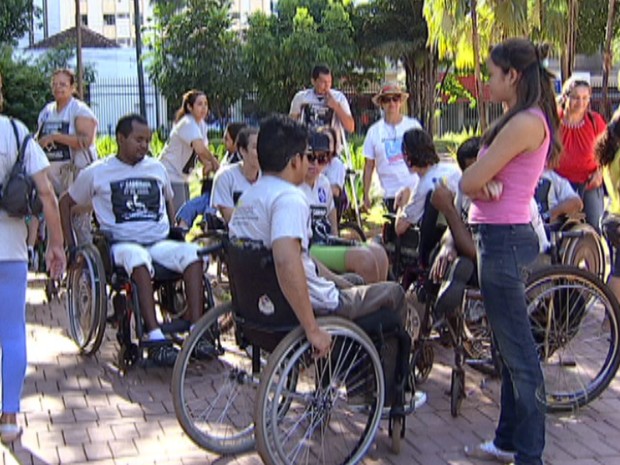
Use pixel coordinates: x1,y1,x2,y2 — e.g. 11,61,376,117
414,390,427,409
464,440,515,463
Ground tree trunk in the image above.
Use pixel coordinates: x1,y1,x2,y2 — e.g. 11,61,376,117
562,0,578,81
404,51,437,135
75,0,84,99
470,0,487,132
602,0,617,120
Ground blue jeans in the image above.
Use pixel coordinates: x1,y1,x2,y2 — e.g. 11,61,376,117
0,261,28,413
175,193,214,227
571,183,604,233
473,224,545,465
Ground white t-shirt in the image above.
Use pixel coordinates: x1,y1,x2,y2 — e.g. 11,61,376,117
37,97,98,191
229,175,340,311
402,162,461,224
69,156,173,244
159,115,209,184
536,169,580,213
299,174,335,231
323,156,346,189
0,116,50,261
290,88,351,152
363,116,421,197
211,163,255,209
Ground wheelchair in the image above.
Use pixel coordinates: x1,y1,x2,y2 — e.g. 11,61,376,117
171,237,419,462
65,229,214,372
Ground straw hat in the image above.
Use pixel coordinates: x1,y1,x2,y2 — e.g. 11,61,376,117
372,82,409,106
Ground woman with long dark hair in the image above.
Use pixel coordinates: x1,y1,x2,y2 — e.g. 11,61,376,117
461,38,561,465
160,90,219,212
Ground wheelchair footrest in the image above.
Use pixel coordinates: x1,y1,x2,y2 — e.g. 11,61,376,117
160,319,191,335
138,339,174,349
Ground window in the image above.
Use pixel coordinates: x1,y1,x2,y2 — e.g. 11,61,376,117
117,13,130,19
81,14,88,26
103,14,116,25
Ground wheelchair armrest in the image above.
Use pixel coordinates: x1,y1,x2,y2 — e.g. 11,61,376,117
168,227,188,241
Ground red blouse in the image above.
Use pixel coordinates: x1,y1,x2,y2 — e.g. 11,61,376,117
556,110,606,183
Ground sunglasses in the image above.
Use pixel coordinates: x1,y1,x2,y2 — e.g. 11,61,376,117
307,152,330,165
381,95,401,104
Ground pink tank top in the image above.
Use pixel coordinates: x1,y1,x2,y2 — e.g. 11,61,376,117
469,108,549,224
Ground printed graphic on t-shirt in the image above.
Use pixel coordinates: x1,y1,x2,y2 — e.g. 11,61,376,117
39,120,71,162
384,138,403,164
233,191,243,205
301,101,334,130
111,178,162,223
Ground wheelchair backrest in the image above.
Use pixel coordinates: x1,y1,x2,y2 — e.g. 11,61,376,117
418,191,446,267
226,239,299,351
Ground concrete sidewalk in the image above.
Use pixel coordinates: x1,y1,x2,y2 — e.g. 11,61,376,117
3,276,620,465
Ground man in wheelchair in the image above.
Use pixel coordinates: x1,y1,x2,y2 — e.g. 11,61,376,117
229,114,408,356
59,114,208,366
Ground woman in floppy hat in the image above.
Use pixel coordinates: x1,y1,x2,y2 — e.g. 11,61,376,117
362,83,421,213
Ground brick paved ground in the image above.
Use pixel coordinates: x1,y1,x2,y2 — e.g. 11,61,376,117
3,276,620,465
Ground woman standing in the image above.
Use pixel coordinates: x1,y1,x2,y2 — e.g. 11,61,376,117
0,72,65,443
555,78,606,232
160,90,219,213
461,39,561,465
36,68,98,245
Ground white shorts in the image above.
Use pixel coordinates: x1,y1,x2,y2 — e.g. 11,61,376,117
111,240,201,277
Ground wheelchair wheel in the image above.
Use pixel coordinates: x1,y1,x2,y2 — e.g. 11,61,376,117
559,223,605,280
525,266,620,412
339,221,366,242
66,244,107,355
255,316,384,465
171,303,257,455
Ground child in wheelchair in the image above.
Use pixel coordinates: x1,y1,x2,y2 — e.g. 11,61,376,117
302,129,389,283
59,114,212,366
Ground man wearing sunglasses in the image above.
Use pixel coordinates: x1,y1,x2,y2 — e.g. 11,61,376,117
362,83,421,213
229,115,407,358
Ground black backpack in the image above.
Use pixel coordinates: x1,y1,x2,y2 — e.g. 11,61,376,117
0,119,40,217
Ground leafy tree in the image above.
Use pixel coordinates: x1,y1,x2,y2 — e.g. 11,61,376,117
243,1,358,114
146,0,246,120
0,0,39,45
358,0,435,130
0,46,50,129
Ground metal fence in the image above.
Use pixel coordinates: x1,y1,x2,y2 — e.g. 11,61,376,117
85,77,620,138
88,77,168,136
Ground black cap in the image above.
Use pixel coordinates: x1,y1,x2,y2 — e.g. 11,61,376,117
309,131,330,152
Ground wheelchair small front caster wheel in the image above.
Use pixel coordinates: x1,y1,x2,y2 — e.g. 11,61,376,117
450,368,465,417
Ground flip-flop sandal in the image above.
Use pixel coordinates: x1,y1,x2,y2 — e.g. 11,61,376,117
0,423,23,443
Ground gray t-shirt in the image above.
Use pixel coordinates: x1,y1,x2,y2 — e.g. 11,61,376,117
210,163,255,210
229,175,339,311
159,115,209,184
68,156,173,244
